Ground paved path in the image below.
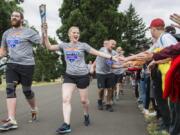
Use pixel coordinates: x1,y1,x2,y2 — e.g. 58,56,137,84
0,81,148,135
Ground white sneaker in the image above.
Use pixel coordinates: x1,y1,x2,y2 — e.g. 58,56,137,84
0,118,18,131
142,109,149,115
147,111,157,117
138,104,144,111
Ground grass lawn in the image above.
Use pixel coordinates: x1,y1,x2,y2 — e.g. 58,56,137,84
0,78,63,91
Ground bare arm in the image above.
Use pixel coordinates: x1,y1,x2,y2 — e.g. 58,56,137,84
0,47,7,58
154,58,171,64
89,48,118,61
42,23,60,51
153,43,180,60
112,64,124,69
147,58,171,71
119,51,148,62
44,36,59,51
170,13,180,29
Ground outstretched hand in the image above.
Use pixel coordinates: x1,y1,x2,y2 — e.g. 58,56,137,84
112,55,120,62
147,60,156,71
170,13,180,29
137,52,153,61
117,56,128,62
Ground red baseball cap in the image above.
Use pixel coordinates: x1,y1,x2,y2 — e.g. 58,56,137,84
149,18,165,28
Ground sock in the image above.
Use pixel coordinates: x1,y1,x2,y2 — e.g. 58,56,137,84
9,117,17,124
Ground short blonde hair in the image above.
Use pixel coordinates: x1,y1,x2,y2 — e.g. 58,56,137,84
116,47,122,52
68,26,79,35
109,39,116,45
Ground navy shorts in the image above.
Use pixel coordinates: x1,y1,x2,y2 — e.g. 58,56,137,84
96,73,114,89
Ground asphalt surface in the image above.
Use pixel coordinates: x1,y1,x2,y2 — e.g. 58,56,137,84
0,80,148,135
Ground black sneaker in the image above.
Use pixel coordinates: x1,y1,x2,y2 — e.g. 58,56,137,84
84,115,90,126
106,105,114,112
120,90,124,95
97,100,103,110
0,119,18,131
56,123,71,134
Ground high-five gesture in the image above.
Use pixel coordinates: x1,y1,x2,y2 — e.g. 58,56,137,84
170,13,180,29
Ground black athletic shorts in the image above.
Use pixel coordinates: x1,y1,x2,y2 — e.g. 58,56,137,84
96,73,114,89
63,73,90,89
115,74,123,83
113,74,118,86
6,63,34,86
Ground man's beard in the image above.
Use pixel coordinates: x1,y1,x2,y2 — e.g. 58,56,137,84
11,19,22,27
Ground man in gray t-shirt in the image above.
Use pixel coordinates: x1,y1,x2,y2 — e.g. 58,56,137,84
0,11,41,131
95,40,115,112
1,27,40,65
95,47,112,74
112,47,125,98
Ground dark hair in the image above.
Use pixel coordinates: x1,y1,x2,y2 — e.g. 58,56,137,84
12,11,24,20
165,26,176,34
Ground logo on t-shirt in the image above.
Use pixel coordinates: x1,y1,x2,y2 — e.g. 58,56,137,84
106,59,113,65
6,37,20,48
64,48,80,63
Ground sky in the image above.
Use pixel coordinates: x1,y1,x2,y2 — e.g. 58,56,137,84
21,0,62,41
21,0,180,41
118,0,180,36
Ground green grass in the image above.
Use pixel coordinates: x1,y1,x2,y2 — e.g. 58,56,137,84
0,78,63,91
145,116,169,135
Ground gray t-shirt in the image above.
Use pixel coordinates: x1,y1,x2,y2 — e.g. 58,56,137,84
112,50,124,75
58,42,92,75
95,47,112,74
1,27,41,65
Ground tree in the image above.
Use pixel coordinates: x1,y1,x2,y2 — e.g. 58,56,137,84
0,0,23,80
33,37,64,82
122,4,150,56
0,0,23,40
57,0,126,62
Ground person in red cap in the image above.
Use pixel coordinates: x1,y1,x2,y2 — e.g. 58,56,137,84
148,17,178,134
136,13,180,61
148,18,177,50
119,17,178,134
134,13,180,135
150,18,165,27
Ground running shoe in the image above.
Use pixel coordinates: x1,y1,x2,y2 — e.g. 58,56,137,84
120,90,124,95
56,123,71,134
106,105,114,112
84,114,90,126
145,111,157,117
116,95,120,101
0,119,18,131
97,100,103,110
